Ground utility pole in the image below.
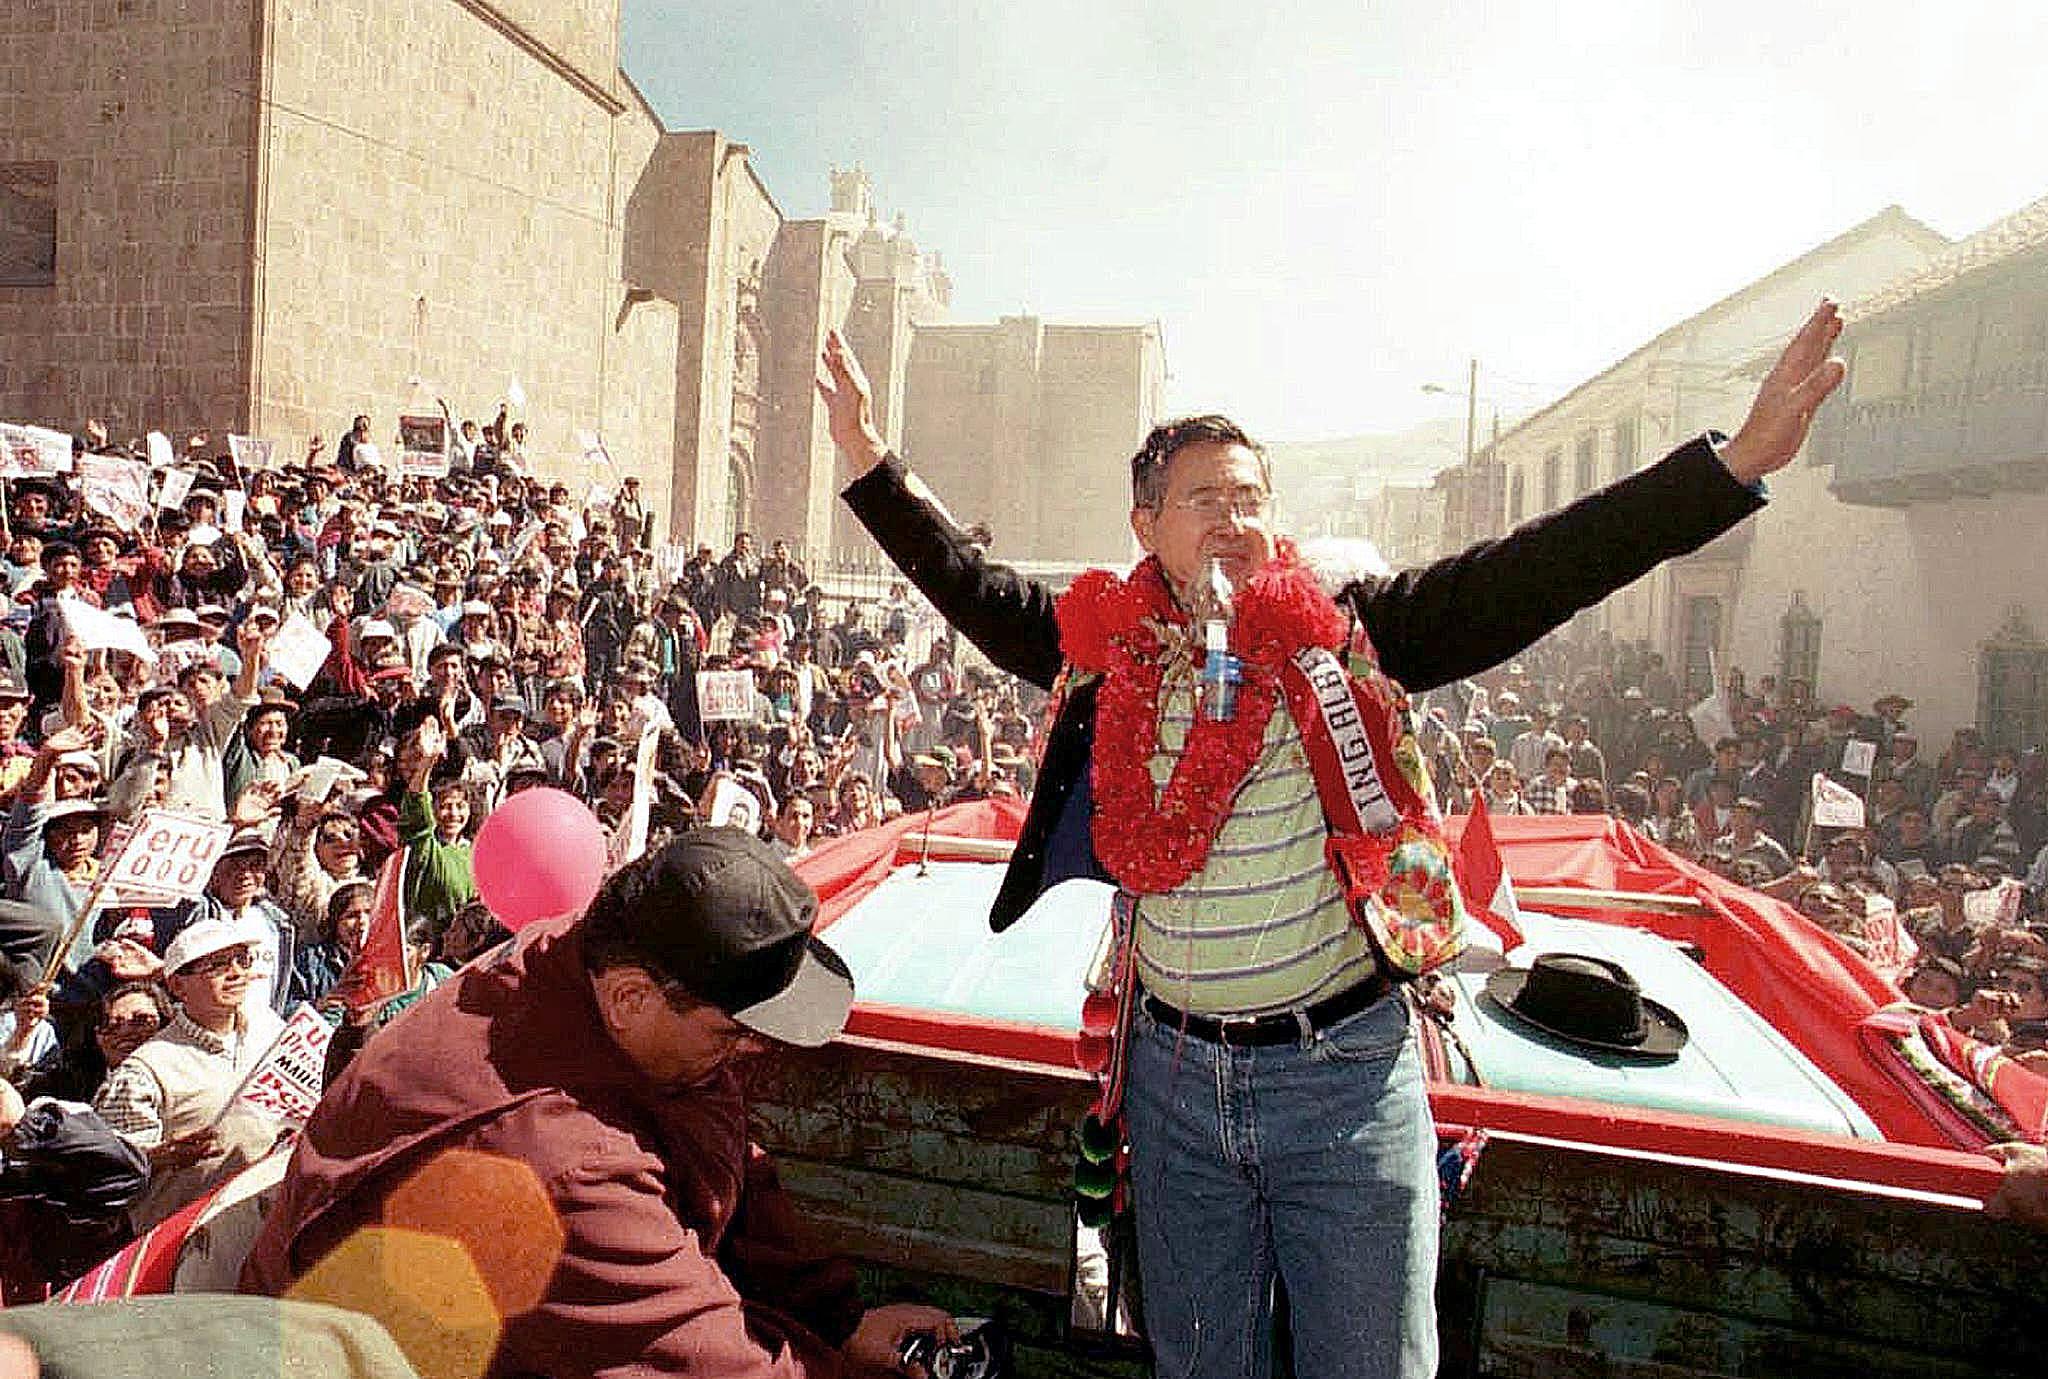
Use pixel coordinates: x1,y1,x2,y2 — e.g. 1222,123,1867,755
1464,358,1478,469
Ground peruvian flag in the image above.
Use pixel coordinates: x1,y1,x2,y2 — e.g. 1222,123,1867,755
1454,793,1526,950
324,848,418,1016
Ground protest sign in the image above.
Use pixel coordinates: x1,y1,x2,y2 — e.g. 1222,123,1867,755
324,850,417,1016
398,414,450,479
155,467,196,511
706,775,761,834
1810,772,1866,829
223,489,247,533
1840,739,1877,777
697,669,756,723
267,612,332,691
223,1004,334,1129
354,441,384,475
60,599,156,662
145,431,175,469
0,423,73,477
77,455,151,532
1857,895,1918,983
102,811,235,904
1963,877,2026,930
227,435,276,471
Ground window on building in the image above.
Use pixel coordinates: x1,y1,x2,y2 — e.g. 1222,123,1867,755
1777,591,1821,690
1978,608,2048,753
1612,417,1638,479
1542,450,1561,510
0,162,56,287
1573,433,1597,496
1682,596,1722,702
1508,470,1525,525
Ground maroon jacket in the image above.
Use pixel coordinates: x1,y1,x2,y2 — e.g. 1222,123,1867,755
240,916,864,1379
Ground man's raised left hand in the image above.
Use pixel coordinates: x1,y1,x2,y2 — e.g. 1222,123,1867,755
1719,299,1847,485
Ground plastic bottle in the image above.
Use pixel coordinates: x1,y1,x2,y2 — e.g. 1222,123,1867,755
1196,557,1240,722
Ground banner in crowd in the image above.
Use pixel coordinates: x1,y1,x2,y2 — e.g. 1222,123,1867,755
1840,739,1878,777
222,1004,334,1128
0,422,74,478
1810,772,1866,829
324,849,417,1015
227,434,276,471
77,454,152,532
398,415,450,478
698,669,756,722
144,431,175,469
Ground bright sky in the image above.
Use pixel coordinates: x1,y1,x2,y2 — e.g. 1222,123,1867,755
621,0,2048,442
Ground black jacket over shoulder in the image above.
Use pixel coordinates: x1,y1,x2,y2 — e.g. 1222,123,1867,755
843,438,1764,930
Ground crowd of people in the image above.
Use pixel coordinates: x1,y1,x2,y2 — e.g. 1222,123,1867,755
0,409,1044,1300
0,403,2045,1307
1416,632,2048,1070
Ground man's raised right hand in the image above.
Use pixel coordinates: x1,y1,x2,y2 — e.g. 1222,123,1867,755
816,330,889,473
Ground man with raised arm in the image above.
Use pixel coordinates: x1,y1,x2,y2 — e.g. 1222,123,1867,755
817,303,1845,1379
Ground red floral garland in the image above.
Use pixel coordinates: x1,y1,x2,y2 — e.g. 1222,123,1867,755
1056,542,1349,894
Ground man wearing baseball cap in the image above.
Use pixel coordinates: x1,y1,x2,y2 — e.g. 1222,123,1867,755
244,828,952,1378
93,915,284,1230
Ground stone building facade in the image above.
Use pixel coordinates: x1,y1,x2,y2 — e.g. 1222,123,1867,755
1429,206,1949,699
0,0,1163,561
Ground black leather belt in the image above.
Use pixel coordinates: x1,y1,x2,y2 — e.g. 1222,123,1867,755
1142,973,1390,1047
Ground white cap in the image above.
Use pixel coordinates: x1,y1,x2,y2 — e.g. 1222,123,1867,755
162,916,256,976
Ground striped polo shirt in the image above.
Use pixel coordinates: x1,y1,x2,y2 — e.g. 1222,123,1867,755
1132,659,1376,1017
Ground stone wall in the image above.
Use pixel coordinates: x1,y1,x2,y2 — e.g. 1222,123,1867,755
1035,325,1159,564
662,132,781,547
250,0,622,486
899,318,1162,564
0,0,260,436
760,218,855,559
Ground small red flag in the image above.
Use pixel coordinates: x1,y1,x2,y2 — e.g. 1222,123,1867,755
1454,793,1525,951
325,848,418,1015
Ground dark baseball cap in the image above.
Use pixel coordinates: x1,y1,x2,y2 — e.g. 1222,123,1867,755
589,828,853,1046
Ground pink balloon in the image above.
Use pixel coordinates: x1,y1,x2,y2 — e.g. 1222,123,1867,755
473,787,610,932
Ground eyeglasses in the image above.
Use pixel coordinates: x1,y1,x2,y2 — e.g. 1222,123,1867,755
1160,487,1273,525
185,947,257,977
316,831,361,849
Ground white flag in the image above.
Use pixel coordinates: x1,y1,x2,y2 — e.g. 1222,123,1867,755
1810,772,1866,829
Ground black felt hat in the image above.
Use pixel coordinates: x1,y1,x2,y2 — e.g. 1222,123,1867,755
1484,952,1688,1059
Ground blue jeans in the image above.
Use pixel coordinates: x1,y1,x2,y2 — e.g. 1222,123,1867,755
1124,990,1439,1379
